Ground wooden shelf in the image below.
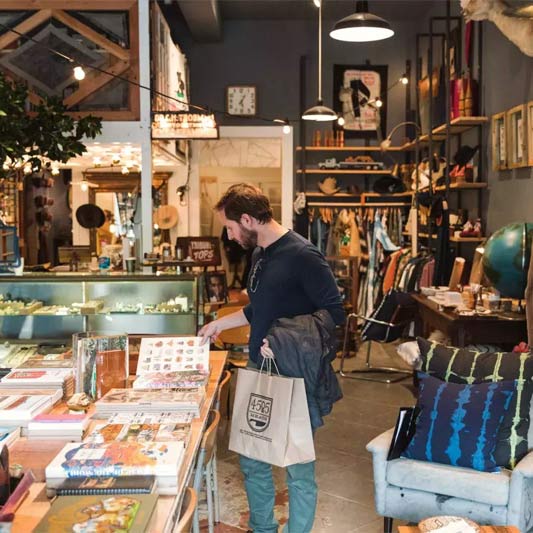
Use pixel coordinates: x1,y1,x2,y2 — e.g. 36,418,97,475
296,145,407,152
434,182,487,191
364,191,414,197
297,169,393,175
403,231,484,243
304,192,360,197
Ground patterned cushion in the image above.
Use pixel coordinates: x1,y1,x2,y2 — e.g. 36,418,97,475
404,373,516,471
417,337,533,469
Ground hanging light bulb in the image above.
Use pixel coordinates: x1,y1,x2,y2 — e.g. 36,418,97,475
23,163,32,175
330,1,394,42
153,223,159,230
2,161,10,171
375,97,383,108
302,4,337,121
400,75,409,85
51,165,60,176
283,123,291,135
313,0,321,7
73,66,86,81
92,156,102,167
109,223,117,233
80,180,89,192
121,165,129,175
337,115,346,126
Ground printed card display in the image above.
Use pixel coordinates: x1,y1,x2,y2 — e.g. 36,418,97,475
137,337,209,374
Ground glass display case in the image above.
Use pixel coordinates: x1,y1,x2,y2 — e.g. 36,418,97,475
0,272,201,341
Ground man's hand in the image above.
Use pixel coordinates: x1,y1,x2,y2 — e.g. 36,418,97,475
198,320,222,345
260,338,275,359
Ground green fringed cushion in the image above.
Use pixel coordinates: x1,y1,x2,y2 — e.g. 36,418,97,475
417,337,533,469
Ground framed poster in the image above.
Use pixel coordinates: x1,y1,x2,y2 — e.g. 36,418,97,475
491,111,507,171
176,237,221,266
506,104,527,168
333,64,388,139
204,271,228,304
528,101,533,167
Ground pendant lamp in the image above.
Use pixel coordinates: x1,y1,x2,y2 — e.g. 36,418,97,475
302,3,337,121
330,1,394,43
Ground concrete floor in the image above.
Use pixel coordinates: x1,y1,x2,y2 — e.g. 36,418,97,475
200,342,416,533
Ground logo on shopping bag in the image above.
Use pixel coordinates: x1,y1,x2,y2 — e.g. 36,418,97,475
247,393,272,432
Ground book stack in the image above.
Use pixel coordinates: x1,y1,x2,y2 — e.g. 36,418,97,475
132,370,209,390
35,493,158,532
95,388,205,418
0,390,63,428
46,441,184,495
0,369,74,398
28,413,90,441
55,475,156,496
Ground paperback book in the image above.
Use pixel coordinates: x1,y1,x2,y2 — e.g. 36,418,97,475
55,475,156,496
132,370,209,390
95,388,205,417
45,441,184,495
0,392,62,425
28,413,90,441
137,336,209,374
34,494,158,532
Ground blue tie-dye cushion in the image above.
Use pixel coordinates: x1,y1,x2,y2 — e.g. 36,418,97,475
404,373,517,472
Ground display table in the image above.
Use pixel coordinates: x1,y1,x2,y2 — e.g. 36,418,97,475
398,526,519,532
412,293,527,347
8,350,228,533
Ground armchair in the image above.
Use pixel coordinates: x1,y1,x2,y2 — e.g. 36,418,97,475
366,424,533,533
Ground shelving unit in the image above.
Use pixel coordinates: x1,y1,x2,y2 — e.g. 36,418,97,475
296,145,409,152
297,169,393,175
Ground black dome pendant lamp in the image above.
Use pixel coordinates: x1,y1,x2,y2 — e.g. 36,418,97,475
330,1,394,43
302,2,337,122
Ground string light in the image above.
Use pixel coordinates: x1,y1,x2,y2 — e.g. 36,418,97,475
400,75,409,85
23,163,32,175
375,97,383,108
121,165,129,175
80,181,89,192
337,116,346,126
92,156,102,167
51,165,60,175
73,66,86,81
283,123,291,135
153,223,159,230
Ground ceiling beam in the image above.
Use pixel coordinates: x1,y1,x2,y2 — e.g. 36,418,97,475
176,0,221,42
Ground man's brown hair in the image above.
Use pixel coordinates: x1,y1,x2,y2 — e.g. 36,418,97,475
215,183,273,224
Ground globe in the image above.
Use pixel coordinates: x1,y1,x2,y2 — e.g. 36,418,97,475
482,222,533,299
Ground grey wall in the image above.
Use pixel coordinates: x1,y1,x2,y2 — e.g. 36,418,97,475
482,23,533,233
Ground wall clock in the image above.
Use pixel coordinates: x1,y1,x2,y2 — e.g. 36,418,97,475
226,85,257,116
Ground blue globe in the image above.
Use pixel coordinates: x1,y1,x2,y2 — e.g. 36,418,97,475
482,222,533,299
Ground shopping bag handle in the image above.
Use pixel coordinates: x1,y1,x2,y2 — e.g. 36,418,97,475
259,355,280,376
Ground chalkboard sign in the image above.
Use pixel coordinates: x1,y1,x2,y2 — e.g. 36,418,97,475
176,237,221,267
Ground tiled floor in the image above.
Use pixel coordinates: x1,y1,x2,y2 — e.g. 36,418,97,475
200,342,415,533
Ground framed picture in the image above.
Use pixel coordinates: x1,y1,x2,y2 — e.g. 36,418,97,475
506,104,527,168
333,64,388,139
527,101,533,166
204,271,228,304
491,111,507,171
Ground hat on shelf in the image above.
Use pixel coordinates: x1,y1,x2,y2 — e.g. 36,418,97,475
75,203,106,229
154,205,179,229
373,175,406,194
454,144,480,168
318,176,340,195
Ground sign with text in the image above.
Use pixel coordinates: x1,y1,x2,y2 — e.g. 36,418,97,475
176,237,221,267
152,112,219,140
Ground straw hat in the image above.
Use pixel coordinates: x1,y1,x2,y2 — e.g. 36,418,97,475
154,205,179,229
318,176,340,195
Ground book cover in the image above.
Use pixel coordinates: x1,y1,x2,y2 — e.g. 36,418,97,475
0,395,52,420
34,494,158,532
46,441,184,480
387,406,419,461
56,475,156,496
137,336,209,374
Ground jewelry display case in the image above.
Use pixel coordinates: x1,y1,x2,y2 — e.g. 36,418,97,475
0,273,201,342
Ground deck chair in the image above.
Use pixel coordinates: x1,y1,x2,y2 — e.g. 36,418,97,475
340,289,416,383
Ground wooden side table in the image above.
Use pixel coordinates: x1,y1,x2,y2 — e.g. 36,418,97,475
398,526,520,532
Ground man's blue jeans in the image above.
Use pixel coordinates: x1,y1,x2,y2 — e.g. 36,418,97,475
239,359,317,532
239,454,317,533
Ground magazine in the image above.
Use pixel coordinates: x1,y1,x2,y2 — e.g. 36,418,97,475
34,494,158,532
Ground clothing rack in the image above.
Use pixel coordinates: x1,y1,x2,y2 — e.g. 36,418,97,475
307,202,411,208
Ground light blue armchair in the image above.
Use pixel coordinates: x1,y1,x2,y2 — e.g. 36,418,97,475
366,418,533,533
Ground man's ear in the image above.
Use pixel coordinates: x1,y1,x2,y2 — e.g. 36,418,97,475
240,213,255,229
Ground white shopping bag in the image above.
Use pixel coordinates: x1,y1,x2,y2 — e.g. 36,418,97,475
229,364,315,467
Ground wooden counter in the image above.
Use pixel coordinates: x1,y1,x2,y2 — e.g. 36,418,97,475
9,350,228,533
398,526,519,532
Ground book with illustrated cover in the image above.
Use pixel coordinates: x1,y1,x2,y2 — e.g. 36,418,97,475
0,368,72,388
45,441,184,495
85,421,190,446
106,412,195,425
0,393,61,424
55,475,156,496
17,358,73,369
34,494,158,532
95,387,204,417
132,370,209,390
137,336,209,374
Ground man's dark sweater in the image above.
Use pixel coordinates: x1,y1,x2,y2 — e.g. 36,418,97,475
243,230,344,365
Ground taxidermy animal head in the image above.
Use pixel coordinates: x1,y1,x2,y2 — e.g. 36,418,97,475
461,0,533,56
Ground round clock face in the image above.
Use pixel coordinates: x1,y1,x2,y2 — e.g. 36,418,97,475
227,86,257,116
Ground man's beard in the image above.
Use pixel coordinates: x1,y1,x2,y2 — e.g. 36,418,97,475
238,225,258,249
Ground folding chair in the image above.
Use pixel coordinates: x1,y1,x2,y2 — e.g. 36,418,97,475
340,289,416,383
